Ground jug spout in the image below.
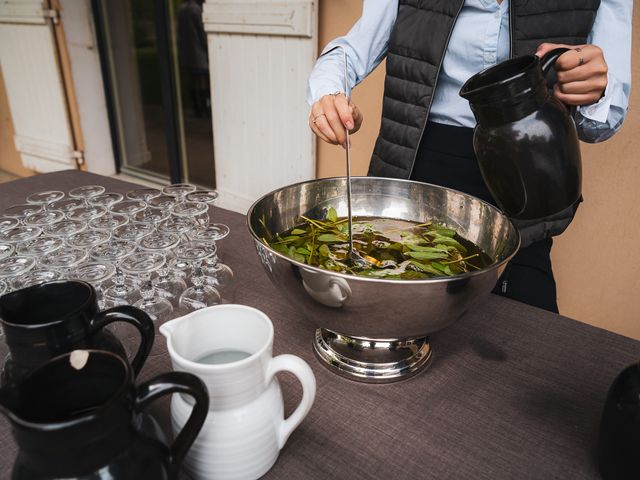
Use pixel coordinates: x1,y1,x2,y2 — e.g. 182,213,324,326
159,318,180,339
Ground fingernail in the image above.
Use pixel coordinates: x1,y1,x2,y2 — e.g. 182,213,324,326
346,121,354,130
341,143,346,149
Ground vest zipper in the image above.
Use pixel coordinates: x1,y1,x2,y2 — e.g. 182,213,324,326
508,0,514,58
407,2,466,179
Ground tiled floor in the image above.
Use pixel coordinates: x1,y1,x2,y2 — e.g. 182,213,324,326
0,170,20,184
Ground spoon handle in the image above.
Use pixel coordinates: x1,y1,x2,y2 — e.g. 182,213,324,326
341,48,355,256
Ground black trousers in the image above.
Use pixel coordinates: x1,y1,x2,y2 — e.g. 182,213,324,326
410,122,559,313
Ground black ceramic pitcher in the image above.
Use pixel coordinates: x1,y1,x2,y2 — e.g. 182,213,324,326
460,47,581,220
0,349,209,479
597,361,640,479
0,280,154,384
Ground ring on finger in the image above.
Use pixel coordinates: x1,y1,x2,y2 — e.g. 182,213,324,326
312,113,326,124
574,47,585,66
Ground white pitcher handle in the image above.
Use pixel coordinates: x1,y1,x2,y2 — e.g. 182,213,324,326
266,354,316,450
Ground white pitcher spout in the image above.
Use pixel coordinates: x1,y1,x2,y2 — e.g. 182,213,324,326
159,318,178,339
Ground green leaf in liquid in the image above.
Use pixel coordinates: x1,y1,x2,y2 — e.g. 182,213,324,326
409,260,442,276
318,233,345,242
406,244,449,253
432,236,467,254
327,207,338,223
406,251,449,261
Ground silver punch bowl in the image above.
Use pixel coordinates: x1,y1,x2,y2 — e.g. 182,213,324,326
247,177,520,383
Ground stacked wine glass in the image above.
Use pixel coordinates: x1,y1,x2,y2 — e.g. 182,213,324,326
0,184,234,323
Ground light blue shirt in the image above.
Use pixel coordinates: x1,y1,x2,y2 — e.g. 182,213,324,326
307,0,633,143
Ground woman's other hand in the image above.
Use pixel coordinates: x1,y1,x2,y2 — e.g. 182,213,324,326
309,93,363,148
536,43,608,106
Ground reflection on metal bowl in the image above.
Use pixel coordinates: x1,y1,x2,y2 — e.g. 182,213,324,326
247,177,520,383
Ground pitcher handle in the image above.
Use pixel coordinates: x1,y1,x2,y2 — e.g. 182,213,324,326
134,371,209,469
540,47,571,77
90,305,155,376
266,354,317,449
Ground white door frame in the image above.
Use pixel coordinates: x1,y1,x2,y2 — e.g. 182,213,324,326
202,0,318,213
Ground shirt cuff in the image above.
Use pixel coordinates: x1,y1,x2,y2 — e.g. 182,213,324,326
576,72,614,124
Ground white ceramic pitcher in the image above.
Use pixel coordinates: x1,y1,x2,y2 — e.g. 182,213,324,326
160,304,316,480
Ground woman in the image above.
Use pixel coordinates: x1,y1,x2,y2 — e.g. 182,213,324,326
307,0,632,312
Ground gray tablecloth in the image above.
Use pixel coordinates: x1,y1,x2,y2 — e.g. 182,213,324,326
1,170,637,479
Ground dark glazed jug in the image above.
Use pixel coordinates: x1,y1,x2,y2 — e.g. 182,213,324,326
460,48,581,220
0,280,154,384
597,362,640,480
0,349,209,479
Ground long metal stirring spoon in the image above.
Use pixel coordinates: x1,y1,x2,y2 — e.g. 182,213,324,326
338,47,373,268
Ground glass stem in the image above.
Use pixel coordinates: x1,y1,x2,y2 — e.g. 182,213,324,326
140,272,155,302
191,262,205,293
113,266,129,294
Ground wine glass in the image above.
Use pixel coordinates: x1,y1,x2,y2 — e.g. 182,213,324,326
162,184,196,204
175,241,221,312
3,204,43,220
126,188,161,202
189,224,230,246
0,256,37,284
109,201,147,235
66,230,111,250
42,219,86,238
69,185,106,205
0,244,14,261
88,193,124,208
23,210,65,227
131,208,170,228
185,189,229,240
113,222,153,243
67,205,108,222
147,194,176,211
109,200,147,218
0,226,42,244
158,217,197,241
0,217,19,232
39,247,88,274
92,240,138,307
16,236,65,257
11,269,63,291
89,213,129,231
171,202,209,226
138,232,186,305
69,262,116,308
48,198,86,214
197,241,235,303
120,251,173,322
185,190,218,204
26,190,65,210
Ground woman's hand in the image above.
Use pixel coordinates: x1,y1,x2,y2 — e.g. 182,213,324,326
536,43,608,106
309,93,363,148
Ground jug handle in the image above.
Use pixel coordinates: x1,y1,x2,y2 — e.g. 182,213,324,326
540,47,571,77
90,305,155,376
134,371,209,469
266,354,317,450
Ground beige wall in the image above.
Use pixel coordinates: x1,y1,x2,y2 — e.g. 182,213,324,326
0,67,35,177
553,5,640,340
316,0,384,178
316,2,640,340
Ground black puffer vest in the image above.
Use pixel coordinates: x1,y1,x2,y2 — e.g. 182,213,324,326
368,0,601,246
